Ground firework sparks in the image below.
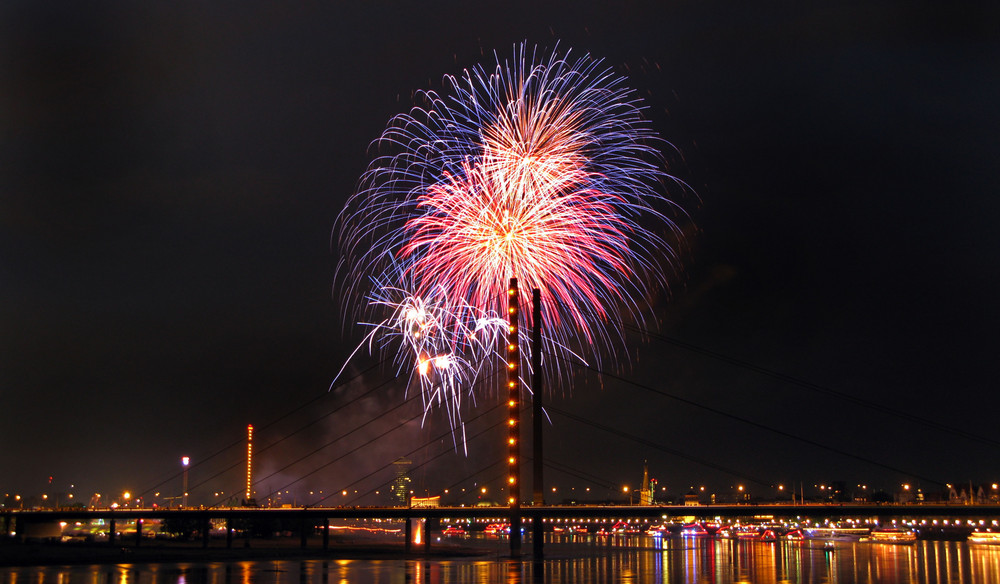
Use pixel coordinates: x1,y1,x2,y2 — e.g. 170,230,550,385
334,42,689,441
333,277,511,453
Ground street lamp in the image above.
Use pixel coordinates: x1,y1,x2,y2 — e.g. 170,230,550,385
182,456,190,508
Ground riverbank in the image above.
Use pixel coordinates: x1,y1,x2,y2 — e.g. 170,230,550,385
0,539,491,567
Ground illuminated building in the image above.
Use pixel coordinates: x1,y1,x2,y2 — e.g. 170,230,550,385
391,458,412,506
639,460,654,506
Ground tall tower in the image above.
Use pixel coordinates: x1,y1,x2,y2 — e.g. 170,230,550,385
532,288,543,506
507,278,522,555
243,424,257,506
181,456,190,508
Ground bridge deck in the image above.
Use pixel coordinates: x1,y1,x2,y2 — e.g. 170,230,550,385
6,503,1000,522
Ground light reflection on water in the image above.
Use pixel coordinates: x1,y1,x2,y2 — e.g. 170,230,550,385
4,537,1000,583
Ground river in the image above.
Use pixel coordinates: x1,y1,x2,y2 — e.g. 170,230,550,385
3,534,1000,583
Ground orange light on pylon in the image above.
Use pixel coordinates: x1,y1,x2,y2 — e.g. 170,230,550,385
246,424,254,501
506,277,521,551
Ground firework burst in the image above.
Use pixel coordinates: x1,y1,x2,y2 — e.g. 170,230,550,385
335,43,689,437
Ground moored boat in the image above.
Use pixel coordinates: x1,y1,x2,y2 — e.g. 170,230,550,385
804,527,868,542
862,528,917,544
968,531,1000,545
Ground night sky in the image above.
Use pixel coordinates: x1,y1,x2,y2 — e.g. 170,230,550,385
3,0,999,507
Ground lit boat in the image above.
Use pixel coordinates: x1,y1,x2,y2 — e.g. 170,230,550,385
862,528,917,544
680,523,709,537
804,527,868,541
611,521,642,534
969,531,1000,545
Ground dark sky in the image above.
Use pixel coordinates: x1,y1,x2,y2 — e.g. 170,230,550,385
3,0,999,507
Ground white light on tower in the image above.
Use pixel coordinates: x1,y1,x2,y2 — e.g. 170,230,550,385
181,456,190,508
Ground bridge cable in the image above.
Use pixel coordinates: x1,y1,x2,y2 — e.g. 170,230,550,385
330,403,507,507
139,359,387,500
557,352,948,487
194,370,404,506
227,388,426,507
626,323,1000,448
255,370,507,506
547,406,773,488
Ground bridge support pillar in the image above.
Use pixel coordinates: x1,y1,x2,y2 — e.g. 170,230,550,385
300,515,308,549
226,518,233,548
135,519,142,547
108,517,116,546
531,288,544,559
322,519,329,550
404,519,412,553
423,519,431,553
532,517,543,558
201,516,210,549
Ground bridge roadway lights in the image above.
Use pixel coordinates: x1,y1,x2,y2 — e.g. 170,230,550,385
20,503,1000,556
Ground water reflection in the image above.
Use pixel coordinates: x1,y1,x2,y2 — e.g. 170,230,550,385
5,539,1000,583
